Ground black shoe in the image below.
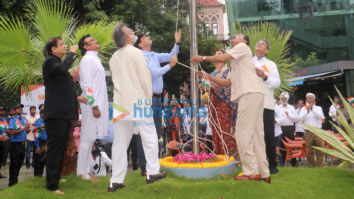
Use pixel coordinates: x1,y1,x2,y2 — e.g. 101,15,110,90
270,167,279,174
107,183,125,192
146,170,167,184
0,173,7,178
141,169,146,177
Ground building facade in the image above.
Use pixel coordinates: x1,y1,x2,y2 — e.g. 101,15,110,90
198,0,229,40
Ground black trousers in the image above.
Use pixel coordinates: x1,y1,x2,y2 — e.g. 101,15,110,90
280,125,297,167
0,139,11,168
263,109,277,169
127,134,138,170
9,142,25,186
34,141,47,177
45,119,70,191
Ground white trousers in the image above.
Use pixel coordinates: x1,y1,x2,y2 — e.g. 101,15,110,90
110,116,160,184
77,133,96,176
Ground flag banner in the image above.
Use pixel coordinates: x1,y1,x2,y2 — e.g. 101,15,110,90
87,88,95,106
21,85,45,116
14,119,22,130
201,78,211,88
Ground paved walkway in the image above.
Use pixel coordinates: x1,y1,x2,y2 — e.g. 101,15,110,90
0,163,34,190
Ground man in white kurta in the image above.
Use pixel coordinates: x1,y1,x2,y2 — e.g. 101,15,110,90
253,39,280,174
108,24,165,192
77,35,109,181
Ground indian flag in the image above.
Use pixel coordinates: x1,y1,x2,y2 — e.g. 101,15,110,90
14,119,22,130
86,88,95,106
111,104,130,123
0,121,8,131
201,78,210,88
347,97,354,104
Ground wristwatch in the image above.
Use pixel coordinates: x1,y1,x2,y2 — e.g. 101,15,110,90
202,56,206,61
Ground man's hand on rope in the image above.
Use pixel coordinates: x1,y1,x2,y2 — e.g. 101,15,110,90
170,55,178,68
175,29,182,44
192,55,203,64
196,70,204,78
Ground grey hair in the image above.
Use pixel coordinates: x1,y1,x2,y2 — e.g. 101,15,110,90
113,23,127,48
260,38,270,50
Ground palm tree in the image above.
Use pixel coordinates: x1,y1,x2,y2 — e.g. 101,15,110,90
0,0,115,93
233,22,296,96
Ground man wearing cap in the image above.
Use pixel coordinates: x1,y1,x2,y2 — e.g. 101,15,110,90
134,30,180,157
76,34,109,182
0,106,10,178
253,39,280,173
300,93,325,167
276,92,299,167
7,104,29,186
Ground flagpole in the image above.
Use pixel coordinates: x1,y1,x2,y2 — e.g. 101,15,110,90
189,0,199,154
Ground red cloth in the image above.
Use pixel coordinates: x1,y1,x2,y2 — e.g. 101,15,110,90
209,89,239,160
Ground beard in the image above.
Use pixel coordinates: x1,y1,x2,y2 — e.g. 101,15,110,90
130,34,137,43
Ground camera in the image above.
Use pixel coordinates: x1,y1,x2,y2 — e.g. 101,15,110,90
92,139,105,156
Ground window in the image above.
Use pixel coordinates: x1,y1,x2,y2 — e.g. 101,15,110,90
212,23,218,35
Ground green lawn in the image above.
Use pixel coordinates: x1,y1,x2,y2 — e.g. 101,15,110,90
0,167,353,199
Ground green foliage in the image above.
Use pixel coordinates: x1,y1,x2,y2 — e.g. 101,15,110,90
0,0,115,93
233,22,296,96
0,168,353,199
294,52,320,68
0,16,39,92
305,87,354,165
74,18,116,63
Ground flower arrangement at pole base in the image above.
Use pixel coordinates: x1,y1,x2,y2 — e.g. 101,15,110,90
160,152,235,168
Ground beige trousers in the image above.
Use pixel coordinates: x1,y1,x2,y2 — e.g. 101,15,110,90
304,130,323,168
235,93,270,178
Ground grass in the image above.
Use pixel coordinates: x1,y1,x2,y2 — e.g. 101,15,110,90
0,167,353,199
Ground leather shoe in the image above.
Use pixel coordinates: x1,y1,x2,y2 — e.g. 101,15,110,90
107,183,125,192
146,170,167,184
270,167,279,174
262,177,271,184
234,174,261,181
141,169,146,177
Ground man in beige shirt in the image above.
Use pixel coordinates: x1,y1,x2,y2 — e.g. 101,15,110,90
192,34,270,183
108,24,170,192
25,106,39,169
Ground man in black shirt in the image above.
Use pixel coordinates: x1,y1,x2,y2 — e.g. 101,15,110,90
42,37,78,194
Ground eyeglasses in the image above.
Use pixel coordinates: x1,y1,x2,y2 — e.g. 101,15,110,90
256,41,267,46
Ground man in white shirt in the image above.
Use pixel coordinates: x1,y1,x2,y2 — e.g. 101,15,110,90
108,24,167,192
300,93,325,168
25,106,39,169
328,96,340,133
77,35,109,182
277,92,299,167
253,39,280,174
295,99,305,138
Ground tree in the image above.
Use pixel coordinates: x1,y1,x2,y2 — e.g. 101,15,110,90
294,52,320,68
0,0,115,93
234,22,297,96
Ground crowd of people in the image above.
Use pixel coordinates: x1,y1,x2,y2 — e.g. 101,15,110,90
0,23,353,194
